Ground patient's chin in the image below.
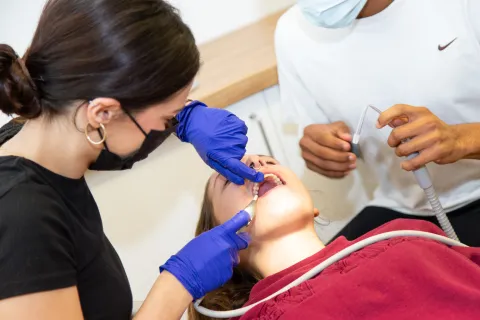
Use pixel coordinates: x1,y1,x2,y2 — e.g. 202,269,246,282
250,214,312,241
251,189,313,239
257,188,311,216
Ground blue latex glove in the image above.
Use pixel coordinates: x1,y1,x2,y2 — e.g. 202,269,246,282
160,210,251,299
176,101,264,185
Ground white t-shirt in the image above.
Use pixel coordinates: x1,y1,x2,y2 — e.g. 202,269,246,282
275,0,480,215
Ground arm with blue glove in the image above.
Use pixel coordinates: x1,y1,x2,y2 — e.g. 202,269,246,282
176,101,264,185
134,211,251,320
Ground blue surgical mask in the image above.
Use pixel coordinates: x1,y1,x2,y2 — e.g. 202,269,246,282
298,0,368,29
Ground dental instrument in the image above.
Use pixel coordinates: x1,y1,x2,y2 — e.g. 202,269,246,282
353,105,458,241
194,230,467,318
243,195,258,223
350,104,382,158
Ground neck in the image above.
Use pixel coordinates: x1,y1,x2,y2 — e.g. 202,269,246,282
249,226,324,278
1,116,99,179
358,0,394,18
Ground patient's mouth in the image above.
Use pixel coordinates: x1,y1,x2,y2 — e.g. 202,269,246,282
256,173,284,198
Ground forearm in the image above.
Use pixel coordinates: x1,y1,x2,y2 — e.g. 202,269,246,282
454,123,480,160
133,271,192,320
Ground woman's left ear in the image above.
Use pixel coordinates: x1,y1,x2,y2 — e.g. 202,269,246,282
313,208,320,217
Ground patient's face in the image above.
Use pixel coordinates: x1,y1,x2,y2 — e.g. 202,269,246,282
207,155,315,242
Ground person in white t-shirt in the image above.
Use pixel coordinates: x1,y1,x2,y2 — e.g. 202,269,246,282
275,0,480,246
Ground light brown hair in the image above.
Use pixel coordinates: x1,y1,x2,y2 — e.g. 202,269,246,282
187,183,261,320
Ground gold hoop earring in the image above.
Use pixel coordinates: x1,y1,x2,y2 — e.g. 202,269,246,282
85,123,107,145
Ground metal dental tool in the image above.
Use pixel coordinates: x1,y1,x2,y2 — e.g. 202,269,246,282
243,194,258,224
350,104,382,158
243,166,262,224
237,179,260,234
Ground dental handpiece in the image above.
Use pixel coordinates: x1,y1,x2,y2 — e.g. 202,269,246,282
238,181,260,231
353,105,458,240
237,190,258,234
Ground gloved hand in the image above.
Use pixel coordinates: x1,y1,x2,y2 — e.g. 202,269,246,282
176,101,264,185
160,210,251,300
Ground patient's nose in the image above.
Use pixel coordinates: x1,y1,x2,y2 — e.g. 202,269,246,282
249,161,266,171
247,155,271,170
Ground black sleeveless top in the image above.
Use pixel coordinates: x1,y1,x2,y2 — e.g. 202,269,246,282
0,152,133,319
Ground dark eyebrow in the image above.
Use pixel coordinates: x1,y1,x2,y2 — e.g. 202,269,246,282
213,174,231,194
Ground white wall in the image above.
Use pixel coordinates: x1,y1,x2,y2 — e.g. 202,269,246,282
171,0,295,44
0,0,294,56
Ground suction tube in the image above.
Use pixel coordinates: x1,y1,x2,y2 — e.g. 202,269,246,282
424,186,458,240
407,152,458,240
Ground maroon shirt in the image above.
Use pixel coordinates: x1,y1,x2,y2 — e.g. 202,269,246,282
235,219,480,320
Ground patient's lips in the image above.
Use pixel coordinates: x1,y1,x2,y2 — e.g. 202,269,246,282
257,173,284,197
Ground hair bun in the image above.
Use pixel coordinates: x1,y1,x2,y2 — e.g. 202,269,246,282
0,44,41,119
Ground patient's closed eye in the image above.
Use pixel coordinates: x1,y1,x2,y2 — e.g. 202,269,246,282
248,159,277,168
213,174,231,191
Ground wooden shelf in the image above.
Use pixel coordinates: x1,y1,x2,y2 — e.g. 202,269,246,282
191,8,289,108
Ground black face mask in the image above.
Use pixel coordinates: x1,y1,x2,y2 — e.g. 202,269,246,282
89,110,178,171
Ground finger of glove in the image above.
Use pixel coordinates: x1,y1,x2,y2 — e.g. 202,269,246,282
222,210,251,233
223,230,251,252
222,157,264,183
237,232,252,245
220,211,251,249
209,159,245,185
230,248,240,267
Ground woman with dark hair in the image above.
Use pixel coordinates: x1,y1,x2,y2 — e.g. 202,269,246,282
189,155,480,320
0,0,264,319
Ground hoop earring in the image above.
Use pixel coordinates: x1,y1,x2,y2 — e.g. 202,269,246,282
85,123,107,145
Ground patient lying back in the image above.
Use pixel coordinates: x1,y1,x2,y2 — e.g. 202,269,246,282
189,155,480,320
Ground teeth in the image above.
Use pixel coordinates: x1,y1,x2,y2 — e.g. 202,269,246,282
253,183,259,196
252,173,283,197
264,173,283,186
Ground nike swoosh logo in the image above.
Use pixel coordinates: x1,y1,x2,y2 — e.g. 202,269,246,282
438,37,457,51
